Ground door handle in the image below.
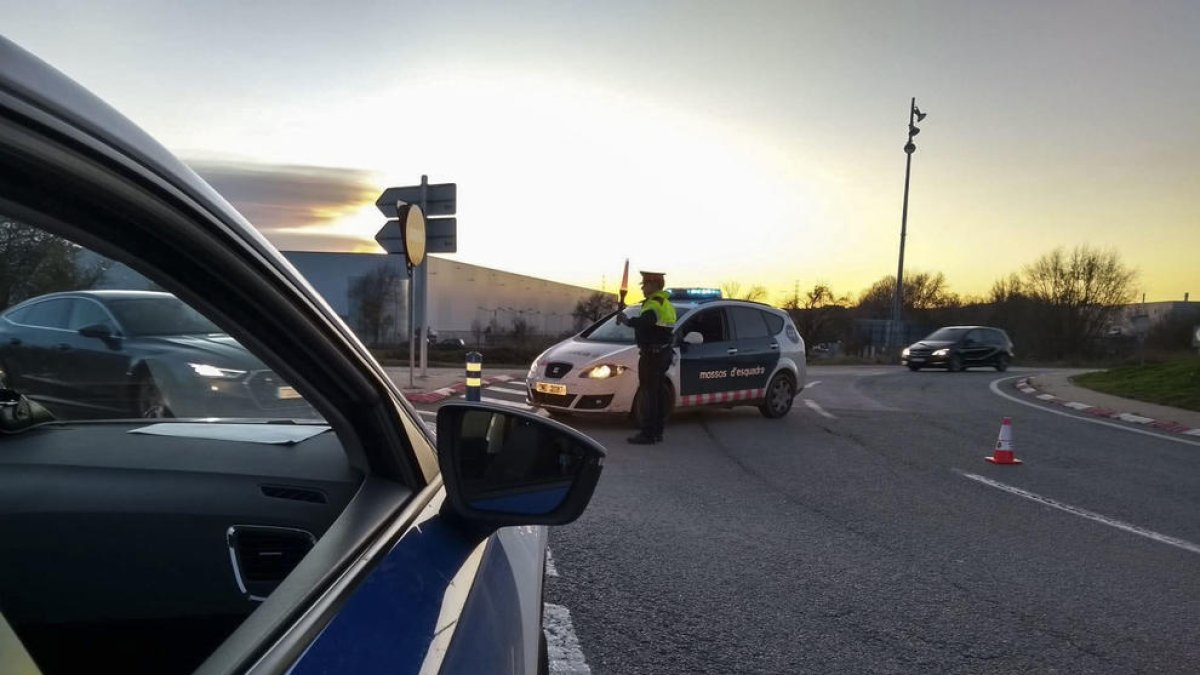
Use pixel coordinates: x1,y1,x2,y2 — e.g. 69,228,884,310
7,338,19,346
727,348,738,355
769,343,779,350
57,343,72,351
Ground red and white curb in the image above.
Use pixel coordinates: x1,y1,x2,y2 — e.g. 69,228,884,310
402,375,518,404
1015,377,1200,437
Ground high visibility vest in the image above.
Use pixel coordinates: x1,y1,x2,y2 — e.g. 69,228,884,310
641,290,676,328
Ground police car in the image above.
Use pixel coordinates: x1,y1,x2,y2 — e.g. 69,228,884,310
527,289,806,424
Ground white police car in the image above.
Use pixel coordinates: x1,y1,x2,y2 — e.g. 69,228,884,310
527,289,806,424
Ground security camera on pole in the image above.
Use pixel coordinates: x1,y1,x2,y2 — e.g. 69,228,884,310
890,98,928,351
374,177,458,386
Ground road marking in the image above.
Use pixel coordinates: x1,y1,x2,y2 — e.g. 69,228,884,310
988,376,1200,448
803,398,836,419
489,386,529,396
804,380,822,389
1116,412,1154,424
545,547,559,577
543,603,592,675
959,471,1200,556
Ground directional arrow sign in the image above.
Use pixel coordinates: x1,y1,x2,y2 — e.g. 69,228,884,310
376,217,456,254
375,183,457,218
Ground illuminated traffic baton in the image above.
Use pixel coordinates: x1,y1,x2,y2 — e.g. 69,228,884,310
465,351,482,402
618,258,629,310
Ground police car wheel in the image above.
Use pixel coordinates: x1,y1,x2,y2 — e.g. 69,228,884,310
759,373,795,419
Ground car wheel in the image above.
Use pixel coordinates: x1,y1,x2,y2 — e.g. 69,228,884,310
759,372,796,419
134,373,173,418
948,354,963,372
631,382,675,429
907,364,921,372
994,354,1010,372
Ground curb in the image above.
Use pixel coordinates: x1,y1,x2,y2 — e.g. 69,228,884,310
402,375,518,404
1014,377,1200,437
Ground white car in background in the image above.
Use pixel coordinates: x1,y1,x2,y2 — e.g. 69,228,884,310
527,289,806,425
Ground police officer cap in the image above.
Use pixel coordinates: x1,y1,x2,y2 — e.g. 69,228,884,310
639,270,666,284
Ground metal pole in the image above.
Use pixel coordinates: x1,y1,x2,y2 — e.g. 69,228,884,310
891,97,917,350
418,175,429,378
407,261,415,388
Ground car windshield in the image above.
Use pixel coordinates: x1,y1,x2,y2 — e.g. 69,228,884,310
923,327,969,342
107,297,223,336
579,309,639,344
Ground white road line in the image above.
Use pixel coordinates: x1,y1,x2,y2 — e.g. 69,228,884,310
544,547,559,577
804,380,822,389
1116,412,1154,424
803,398,836,419
489,386,529,396
481,395,534,410
543,603,592,675
958,471,1200,556
988,376,1200,448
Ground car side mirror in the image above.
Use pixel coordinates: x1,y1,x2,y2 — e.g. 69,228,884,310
683,332,704,345
78,323,113,339
436,402,605,528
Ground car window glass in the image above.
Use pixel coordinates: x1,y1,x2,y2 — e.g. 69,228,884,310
763,312,784,335
0,217,320,423
680,308,728,343
68,299,115,331
23,299,71,329
730,306,770,339
3,305,31,324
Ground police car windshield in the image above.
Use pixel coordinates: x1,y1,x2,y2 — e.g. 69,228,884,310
580,309,638,344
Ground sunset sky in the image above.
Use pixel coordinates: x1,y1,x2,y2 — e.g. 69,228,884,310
3,1,1197,303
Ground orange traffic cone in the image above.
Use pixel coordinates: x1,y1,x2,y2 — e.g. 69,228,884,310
986,417,1022,465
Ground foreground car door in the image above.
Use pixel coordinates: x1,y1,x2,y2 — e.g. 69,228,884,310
2,37,603,675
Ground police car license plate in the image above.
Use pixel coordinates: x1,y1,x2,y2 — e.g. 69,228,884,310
277,386,302,400
535,382,567,395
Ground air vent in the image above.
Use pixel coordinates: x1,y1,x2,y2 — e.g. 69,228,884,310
260,484,327,504
227,526,316,600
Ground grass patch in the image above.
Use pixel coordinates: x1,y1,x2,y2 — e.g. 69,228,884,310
1073,357,1200,412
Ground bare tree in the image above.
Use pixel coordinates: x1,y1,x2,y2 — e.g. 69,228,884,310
856,271,959,318
348,264,402,346
721,281,768,301
785,283,851,346
573,291,617,324
1019,245,1136,358
0,220,110,308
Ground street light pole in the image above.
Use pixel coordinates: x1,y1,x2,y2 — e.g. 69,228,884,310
891,97,926,350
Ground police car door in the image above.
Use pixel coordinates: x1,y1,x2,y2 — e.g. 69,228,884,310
727,306,777,395
676,306,736,403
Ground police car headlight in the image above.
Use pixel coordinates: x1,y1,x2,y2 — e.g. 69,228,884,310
901,347,910,357
933,348,949,356
580,364,627,379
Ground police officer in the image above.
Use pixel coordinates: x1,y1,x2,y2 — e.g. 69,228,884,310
617,271,677,444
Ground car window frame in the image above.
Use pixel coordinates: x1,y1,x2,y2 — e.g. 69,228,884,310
18,297,73,330
0,93,438,675
728,304,772,341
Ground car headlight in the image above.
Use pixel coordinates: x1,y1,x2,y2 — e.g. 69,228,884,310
580,364,627,379
901,348,910,356
932,349,949,357
189,363,247,379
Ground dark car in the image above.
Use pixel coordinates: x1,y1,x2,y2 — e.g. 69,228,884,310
0,290,315,419
901,325,1014,372
0,36,604,675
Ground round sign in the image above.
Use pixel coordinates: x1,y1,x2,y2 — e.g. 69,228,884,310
398,203,426,268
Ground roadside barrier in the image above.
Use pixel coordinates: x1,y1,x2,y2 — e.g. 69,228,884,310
465,352,482,402
986,417,1022,465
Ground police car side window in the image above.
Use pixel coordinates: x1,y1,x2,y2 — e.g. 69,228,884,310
763,312,784,335
730,306,770,339
683,308,728,343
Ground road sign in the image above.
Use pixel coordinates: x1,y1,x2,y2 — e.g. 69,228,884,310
376,217,456,254
375,183,457,218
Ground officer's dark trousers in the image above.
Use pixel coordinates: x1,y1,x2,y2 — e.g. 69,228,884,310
637,347,672,438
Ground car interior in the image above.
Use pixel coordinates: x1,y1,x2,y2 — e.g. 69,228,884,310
0,218,366,673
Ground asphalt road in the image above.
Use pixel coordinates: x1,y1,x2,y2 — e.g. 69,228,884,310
416,366,1200,674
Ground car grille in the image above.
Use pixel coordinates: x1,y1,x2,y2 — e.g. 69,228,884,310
908,348,933,357
530,391,577,408
544,362,573,379
574,394,613,410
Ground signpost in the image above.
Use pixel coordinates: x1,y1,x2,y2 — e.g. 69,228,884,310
374,176,457,380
